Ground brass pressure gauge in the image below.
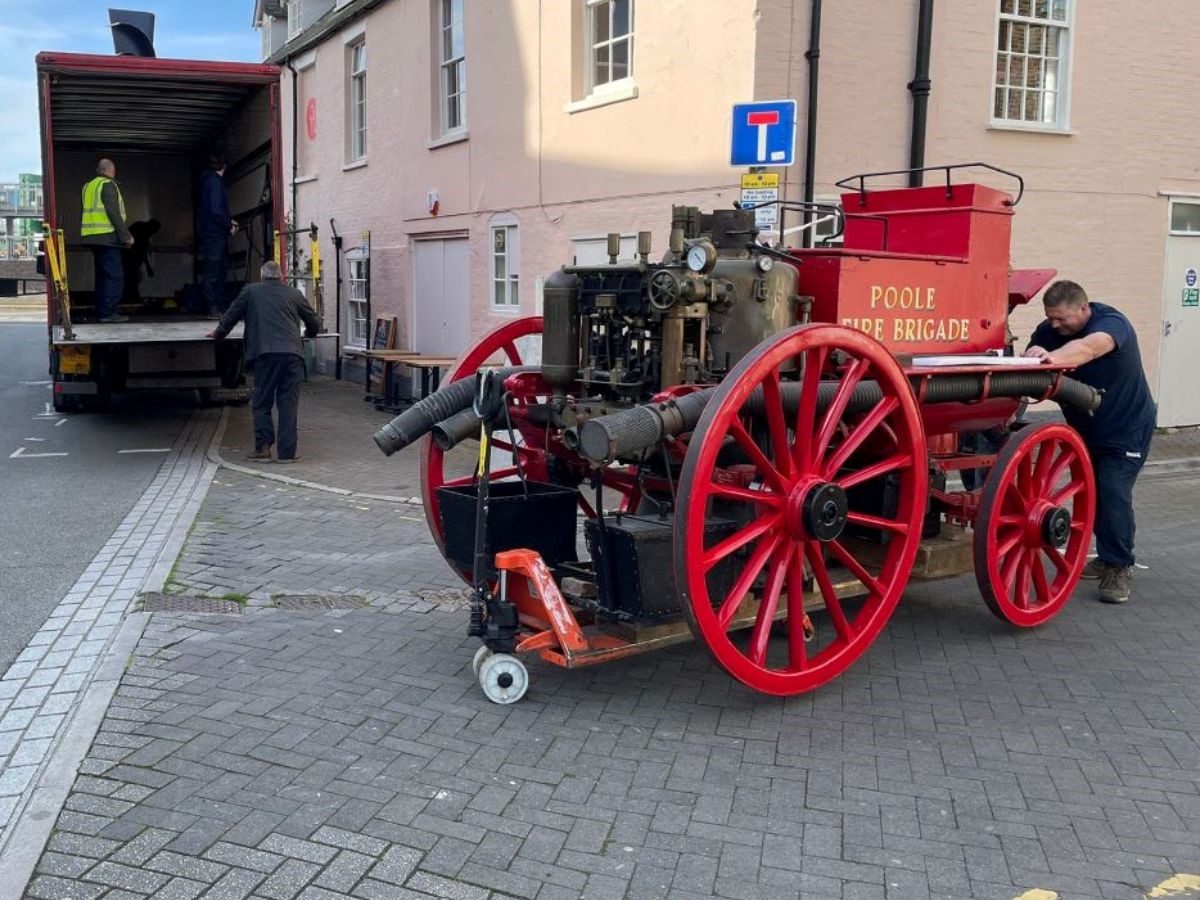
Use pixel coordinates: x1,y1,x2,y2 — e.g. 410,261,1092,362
685,241,717,275
756,254,775,273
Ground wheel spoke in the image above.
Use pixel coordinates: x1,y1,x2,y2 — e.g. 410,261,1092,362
1031,556,1052,608
702,513,782,571
760,370,792,478
730,419,789,492
502,341,523,365
996,528,1024,559
708,481,785,507
717,531,783,628
1049,480,1085,507
814,357,870,465
805,542,853,643
1014,548,1034,609
1031,440,1057,494
826,539,884,598
1000,542,1023,590
1045,448,1077,491
997,513,1024,528
792,345,828,471
822,397,900,480
845,511,909,536
836,452,913,491
786,549,808,670
748,543,791,667
1044,545,1069,574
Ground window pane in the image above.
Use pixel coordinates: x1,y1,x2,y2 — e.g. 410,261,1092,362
1007,89,1022,119
1027,56,1043,90
594,45,609,86
510,274,519,305
1029,24,1045,56
495,252,506,279
1051,0,1068,20
451,23,464,59
1045,29,1060,57
613,0,630,37
445,63,459,97
494,281,506,306
1034,0,1049,17
1017,0,1032,16
1010,23,1027,53
1041,90,1057,123
1008,55,1023,86
1023,89,1040,121
592,2,610,44
612,39,629,80
493,228,506,253
1000,0,1014,12
1172,203,1200,233
442,0,452,29
457,59,466,94
997,20,1010,51
994,87,1006,119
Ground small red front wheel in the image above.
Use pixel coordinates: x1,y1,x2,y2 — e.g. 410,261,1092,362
973,422,1096,627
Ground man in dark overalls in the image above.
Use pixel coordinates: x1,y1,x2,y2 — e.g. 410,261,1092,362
1024,280,1157,604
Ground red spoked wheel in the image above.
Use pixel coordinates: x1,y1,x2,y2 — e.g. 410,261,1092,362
419,316,641,583
973,422,1095,626
674,324,928,696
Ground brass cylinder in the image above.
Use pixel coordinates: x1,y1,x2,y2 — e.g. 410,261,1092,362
606,232,621,263
637,231,652,263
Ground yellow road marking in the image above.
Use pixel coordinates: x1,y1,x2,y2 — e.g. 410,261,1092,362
1013,891,1058,900
1147,874,1200,898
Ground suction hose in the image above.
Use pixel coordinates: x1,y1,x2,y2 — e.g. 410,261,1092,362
373,366,533,456
574,370,1101,464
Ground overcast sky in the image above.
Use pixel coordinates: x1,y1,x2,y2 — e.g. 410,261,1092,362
0,0,261,182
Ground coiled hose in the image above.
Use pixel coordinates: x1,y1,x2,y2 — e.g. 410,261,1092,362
573,370,1101,464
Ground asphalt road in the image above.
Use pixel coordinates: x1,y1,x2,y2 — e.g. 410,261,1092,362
0,317,195,673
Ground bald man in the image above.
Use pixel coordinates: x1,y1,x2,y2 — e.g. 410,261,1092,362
81,158,134,323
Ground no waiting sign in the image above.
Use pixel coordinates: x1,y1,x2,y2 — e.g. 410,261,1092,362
741,173,779,228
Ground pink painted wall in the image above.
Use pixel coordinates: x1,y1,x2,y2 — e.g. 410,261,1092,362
279,0,1200,390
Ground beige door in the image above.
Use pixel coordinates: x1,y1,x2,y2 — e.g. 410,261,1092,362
1158,200,1200,427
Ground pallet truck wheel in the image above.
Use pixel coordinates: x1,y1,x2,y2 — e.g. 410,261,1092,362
478,653,528,705
471,645,492,679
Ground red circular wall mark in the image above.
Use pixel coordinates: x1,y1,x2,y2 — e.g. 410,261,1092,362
305,98,317,141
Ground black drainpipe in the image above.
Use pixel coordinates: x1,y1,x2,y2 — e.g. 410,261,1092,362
330,218,344,381
801,0,822,248
286,59,299,270
907,0,935,186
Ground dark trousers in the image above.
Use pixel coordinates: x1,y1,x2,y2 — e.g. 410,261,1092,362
251,353,303,459
1091,444,1148,569
91,246,123,318
200,234,230,313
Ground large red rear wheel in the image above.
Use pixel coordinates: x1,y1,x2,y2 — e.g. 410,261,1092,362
674,324,928,695
973,422,1095,626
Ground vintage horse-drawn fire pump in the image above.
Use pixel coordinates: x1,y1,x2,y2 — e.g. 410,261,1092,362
374,164,1101,704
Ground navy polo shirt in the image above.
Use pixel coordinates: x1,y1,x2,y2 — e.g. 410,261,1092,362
1029,302,1157,454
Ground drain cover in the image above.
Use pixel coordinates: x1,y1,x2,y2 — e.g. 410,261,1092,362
414,588,474,609
272,594,368,610
140,593,243,614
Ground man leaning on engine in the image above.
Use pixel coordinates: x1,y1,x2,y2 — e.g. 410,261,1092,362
1024,279,1157,604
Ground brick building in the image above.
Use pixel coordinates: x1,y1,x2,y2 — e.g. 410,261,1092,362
254,0,1200,425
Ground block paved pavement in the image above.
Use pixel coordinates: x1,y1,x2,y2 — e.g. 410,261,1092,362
22,463,1200,899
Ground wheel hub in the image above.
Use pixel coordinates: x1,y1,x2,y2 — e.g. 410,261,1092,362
801,482,849,542
1041,506,1072,549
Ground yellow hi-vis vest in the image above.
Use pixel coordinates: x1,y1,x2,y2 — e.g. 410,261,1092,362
81,176,126,237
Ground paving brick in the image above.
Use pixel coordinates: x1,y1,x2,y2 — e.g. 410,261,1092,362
256,858,322,900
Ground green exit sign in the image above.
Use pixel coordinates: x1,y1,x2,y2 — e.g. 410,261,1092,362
1184,288,1200,308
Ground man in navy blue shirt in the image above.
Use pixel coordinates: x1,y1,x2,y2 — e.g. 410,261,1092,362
1025,280,1157,603
197,154,238,316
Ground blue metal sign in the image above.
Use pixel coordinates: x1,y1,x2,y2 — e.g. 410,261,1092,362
1186,267,1197,288
730,100,797,167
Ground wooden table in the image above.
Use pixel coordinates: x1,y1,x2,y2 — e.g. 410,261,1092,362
343,348,463,409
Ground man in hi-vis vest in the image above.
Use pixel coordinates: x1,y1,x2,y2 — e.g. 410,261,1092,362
81,158,133,323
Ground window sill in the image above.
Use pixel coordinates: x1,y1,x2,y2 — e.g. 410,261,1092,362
428,130,469,150
490,305,524,317
293,174,318,185
564,80,639,115
987,121,1075,136
342,158,368,172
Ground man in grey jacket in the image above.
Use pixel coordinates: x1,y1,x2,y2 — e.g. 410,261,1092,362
80,158,134,323
209,261,321,463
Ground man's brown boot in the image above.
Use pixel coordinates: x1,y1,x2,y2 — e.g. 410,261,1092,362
246,445,273,462
1098,566,1132,604
1080,558,1108,580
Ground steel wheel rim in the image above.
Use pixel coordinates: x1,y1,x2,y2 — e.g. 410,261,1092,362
974,422,1095,626
674,324,928,696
